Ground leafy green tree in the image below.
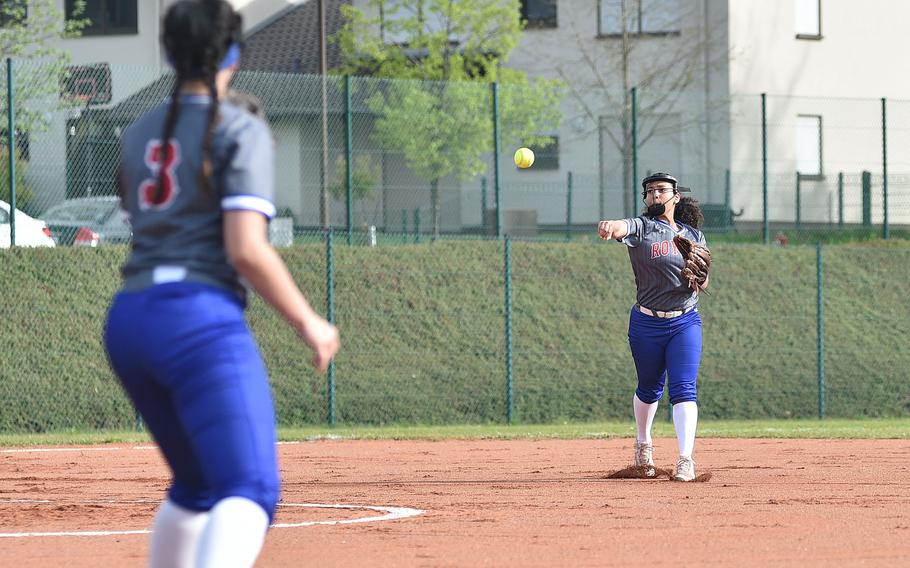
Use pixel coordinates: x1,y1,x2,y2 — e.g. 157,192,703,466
328,154,380,202
335,0,564,237
0,0,88,135
0,146,34,213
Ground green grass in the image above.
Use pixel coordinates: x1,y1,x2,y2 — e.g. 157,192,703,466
704,227,910,245
1,418,907,447
2,240,910,430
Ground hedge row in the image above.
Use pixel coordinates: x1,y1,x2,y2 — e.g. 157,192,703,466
1,240,907,432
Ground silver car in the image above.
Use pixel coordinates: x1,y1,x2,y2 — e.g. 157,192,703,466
41,196,132,246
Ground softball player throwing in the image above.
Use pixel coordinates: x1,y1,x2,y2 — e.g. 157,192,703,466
104,2,339,566
597,173,708,482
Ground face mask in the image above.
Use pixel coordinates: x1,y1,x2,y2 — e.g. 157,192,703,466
645,202,666,217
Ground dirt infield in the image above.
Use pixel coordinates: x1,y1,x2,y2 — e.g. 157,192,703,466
1,437,908,567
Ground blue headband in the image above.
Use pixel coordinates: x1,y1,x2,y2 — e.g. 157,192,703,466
219,43,241,70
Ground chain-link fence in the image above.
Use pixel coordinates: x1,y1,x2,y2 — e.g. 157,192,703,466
3,62,910,431
3,62,910,249
1,239,908,432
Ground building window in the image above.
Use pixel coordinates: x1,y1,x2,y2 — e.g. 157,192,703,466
65,114,120,198
599,0,681,37
795,0,821,39
521,0,557,29
796,115,822,178
66,0,137,36
520,136,559,170
0,0,27,27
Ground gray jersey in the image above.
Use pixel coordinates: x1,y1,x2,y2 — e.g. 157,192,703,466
619,216,707,311
118,95,276,298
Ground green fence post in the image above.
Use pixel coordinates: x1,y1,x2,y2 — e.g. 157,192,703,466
724,169,731,230
795,172,801,231
565,171,573,242
6,57,16,247
414,208,421,243
631,86,638,218
492,83,503,239
761,93,769,245
861,171,871,227
326,231,336,426
837,172,844,228
481,176,488,233
816,244,825,419
881,97,889,239
504,235,513,424
401,209,407,243
345,75,354,246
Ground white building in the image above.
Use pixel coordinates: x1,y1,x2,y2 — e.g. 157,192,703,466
510,0,910,228
21,0,305,213
15,0,910,231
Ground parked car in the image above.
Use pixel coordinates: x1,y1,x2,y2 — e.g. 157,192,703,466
41,196,132,246
0,200,56,248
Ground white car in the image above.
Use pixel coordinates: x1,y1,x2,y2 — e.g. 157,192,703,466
1,200,57,248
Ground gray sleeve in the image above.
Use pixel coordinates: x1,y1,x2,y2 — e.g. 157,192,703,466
221,117,276,218
684,226,707,247
619,217,644,247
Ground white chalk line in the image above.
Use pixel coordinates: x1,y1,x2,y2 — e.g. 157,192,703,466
1,442,300,454
1,447,122,453
1,442,423,537
0,501,424,538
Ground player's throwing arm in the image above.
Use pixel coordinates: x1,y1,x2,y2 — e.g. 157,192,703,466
597,219,629,241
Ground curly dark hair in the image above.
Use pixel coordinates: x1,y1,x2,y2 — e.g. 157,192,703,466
675,195,704,229
153,0,243,204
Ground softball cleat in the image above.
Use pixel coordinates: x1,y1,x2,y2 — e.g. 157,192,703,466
634,440,656,477
673,455,696,481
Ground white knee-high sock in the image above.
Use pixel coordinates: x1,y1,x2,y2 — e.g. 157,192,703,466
149,498,210,568
196,496,270,568
633,394,659,444
672,401,699,457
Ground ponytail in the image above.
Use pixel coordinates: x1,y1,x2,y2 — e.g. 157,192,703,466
676,195,704,229
157,0,243,200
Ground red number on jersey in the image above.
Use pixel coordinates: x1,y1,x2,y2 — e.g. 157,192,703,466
138,139,181,210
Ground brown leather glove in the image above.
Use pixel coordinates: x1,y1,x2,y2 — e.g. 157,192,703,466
674,235,711,293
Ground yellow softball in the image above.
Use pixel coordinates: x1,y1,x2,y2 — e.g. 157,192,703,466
514,147,535,169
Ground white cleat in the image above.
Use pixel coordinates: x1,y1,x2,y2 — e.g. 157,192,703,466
673,455,696,482
634,441,656,477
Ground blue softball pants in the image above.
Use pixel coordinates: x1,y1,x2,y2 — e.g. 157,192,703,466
628,306,702,405
104,282,280,522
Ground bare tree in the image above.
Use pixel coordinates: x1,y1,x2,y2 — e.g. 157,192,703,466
527,0,731,217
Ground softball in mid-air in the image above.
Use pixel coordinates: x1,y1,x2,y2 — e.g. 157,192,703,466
514,147,535,169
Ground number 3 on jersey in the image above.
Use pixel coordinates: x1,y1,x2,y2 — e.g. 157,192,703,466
138,139,181,210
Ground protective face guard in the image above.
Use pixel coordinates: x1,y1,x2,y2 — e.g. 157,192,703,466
640,172,691,199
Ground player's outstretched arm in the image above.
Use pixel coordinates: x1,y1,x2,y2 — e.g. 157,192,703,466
597,219,629,241
224,210,340,372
